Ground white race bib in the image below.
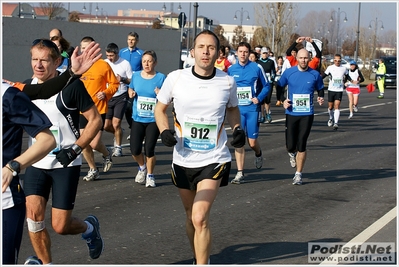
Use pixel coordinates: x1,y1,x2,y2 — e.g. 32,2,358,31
183,115,218,152
292,94,311,113
137,96,156,118
237,86,253,105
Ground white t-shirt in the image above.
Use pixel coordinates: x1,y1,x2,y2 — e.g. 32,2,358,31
282,58,291,74
157,68,238,168
104,57,133,97
324,65,348,92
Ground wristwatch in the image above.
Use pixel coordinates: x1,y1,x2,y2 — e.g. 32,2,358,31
71,144,82,155
7,160,21,177
68,67,82,79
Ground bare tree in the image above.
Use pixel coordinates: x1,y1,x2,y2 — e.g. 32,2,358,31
152,20,162,29
252,27,267,47
213,25,230,47
231,26,248,48
69,11,80,22
38,3,65,20
254,2,298,57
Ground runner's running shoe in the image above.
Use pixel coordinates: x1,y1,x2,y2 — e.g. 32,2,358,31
292,173,302,185
288,152,296,168
327,119,333,127
102,148,113,172
231,172,244,184
83,169,100,181
135,168,147,184
82,215,104,259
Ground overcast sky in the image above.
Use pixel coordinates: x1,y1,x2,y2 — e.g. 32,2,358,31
65,1,397,32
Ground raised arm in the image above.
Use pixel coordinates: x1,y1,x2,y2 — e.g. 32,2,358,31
6,42,102,100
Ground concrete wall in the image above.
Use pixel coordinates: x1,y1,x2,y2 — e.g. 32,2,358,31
2,17,181,82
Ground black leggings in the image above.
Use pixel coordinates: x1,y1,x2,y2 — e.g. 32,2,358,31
3,202,26,264
130,121,160,157
285,114,314,153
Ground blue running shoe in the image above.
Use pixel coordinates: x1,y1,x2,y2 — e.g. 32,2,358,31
82,215,104,259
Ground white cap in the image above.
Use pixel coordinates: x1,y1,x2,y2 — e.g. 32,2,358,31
261,47,269,53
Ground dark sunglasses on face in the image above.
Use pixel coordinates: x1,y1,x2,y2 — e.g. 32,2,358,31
334,60,341,62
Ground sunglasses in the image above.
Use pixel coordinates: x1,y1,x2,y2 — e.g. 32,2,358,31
334,60,342,62
32,39,61,55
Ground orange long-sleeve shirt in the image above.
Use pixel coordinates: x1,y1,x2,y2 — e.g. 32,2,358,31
80,59,119,114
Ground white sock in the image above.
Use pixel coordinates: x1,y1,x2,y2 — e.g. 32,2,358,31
139,164,147,171
334,109,340,123
295,171,302,176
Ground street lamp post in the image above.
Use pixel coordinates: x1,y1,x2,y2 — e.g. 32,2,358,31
368,17,384,60
354,3,361,61
330,7,348,54
272,19,275,53
233,7,250,27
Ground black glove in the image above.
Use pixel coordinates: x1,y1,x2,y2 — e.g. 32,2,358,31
53,147,78,168
161,129,177,147
230,126,246,148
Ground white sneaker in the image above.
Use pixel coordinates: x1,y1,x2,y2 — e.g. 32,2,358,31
348,113,353,119
145,175,156,188
112,146,122,157
333,123,338,130
102,147,113,172
135,169,147,184
83,169,100,181
288,152,296,168
327,119,333,127
292,173,302,185
353,105,359,112
231,172,244,184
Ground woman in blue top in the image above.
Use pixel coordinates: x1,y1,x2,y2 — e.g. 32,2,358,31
128,50,166,188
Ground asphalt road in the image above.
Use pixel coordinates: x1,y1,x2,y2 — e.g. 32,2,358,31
17,86,397,265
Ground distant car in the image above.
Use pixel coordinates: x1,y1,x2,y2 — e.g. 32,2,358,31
329,58,350,69
180,49,188,62
381,56,397,88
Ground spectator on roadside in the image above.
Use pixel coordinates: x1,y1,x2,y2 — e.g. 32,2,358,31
376,58,386,99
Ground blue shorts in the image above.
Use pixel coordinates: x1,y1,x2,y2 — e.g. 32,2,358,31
23,166,81,210
240,109,260,140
